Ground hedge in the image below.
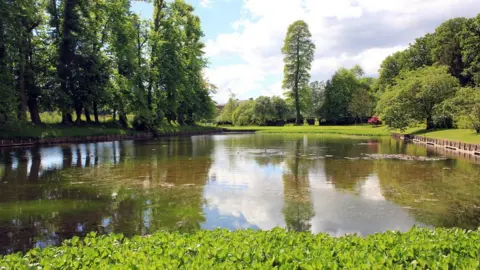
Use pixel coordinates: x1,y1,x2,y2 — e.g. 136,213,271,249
1,227,479,269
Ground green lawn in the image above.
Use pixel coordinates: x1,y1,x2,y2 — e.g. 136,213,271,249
222,125,480,144
415,129,480,144
0,123,220,140
0,123,138,139
222,125,423,137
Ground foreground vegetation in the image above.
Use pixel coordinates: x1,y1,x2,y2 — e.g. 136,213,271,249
1,228,479,269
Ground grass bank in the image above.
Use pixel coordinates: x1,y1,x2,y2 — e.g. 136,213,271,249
0,123,220,140
222,125,480,144
2,228,479,269
413,129,480,144
222,125,422,137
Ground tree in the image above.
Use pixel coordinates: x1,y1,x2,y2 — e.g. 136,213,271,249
307,81,325,118
232,100,255,126
461,14,480,86
216,93,237,124
0,0,215,128
433,18,470,86
348,77,376,123
281,20,315,125
444,87,480,133
321,65,368,124
377,51,408,93
0,1,20,123
271,96,289,121
253,96,275,125
377,66,459,130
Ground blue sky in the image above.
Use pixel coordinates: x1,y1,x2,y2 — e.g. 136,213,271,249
132,0,480,104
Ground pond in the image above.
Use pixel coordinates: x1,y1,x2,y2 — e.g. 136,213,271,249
0,133,479,254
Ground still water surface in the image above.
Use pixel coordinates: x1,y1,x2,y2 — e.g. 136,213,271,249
0,134,479,254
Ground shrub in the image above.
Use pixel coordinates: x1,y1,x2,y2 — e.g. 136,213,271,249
368,116,382,126
132,110,163,131
1,228,480,269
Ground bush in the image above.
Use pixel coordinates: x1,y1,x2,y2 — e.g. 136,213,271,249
368,116,382,126
2,228,480,269
306,118,315,125
132,110,163,131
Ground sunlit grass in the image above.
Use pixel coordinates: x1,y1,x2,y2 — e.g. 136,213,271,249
222,125,424,136
415,129,480,144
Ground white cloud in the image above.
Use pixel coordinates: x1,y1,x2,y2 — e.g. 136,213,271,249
200,0,212,8
205,0,480,103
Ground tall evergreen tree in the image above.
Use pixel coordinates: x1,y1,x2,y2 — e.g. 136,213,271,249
281,20,315,125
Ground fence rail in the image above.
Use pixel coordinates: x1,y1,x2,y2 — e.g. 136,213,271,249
392,133,480,157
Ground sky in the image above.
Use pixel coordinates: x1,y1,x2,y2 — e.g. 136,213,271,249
131,0,480,104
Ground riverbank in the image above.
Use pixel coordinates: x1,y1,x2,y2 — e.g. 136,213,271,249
222,125,480,143
0,123,221,147
413,129,480,144
1,228,479,268
221,125,418,136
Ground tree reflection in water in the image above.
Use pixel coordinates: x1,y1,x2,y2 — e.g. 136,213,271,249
0,137,214,254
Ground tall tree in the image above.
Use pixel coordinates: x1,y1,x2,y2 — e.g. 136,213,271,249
321,65,367,124
281,20,315,125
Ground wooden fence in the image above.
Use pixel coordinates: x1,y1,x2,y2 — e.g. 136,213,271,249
392,133,480,157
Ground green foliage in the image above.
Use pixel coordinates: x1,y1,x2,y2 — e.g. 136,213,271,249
444,87,480,133
305,81,325,118
271,96,290,121
132,110,158,131
253,96,275,125
377,66,459,130
2,228,480,269
282,20,315,125
321,65,375,124
0,0,215,128
216,94,238,124
232,100,255,126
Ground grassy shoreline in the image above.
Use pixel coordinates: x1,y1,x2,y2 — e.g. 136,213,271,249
1,123,478,144
1,228,479,268
222,125,480,144
0,123,220,140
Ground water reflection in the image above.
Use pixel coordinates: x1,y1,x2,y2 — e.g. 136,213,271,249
0,134,479,254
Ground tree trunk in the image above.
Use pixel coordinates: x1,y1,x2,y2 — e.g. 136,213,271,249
119,112,128,128
426,114,435,130
147,0,165,111
75,106,82,124
85,107,92,123
62,112,73,124
112,109,116,122
294,34,301,125
177,112,185,125
27,98,41,124
59,0,77,120
93,102,100,123
18,46,28,121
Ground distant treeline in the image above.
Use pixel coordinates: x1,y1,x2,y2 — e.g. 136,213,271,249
0,0,215,130
219,15,480,133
